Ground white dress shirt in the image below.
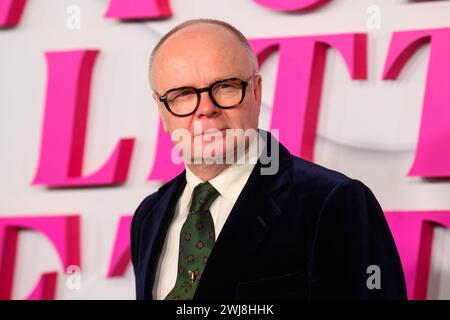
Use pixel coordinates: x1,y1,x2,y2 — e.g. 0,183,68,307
152,138,261,300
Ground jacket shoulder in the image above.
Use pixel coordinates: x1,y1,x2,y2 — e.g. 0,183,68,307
132,173,184,226
290,155,352,196
130,172,185,276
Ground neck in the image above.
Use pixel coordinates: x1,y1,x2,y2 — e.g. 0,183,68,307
186,163,231,182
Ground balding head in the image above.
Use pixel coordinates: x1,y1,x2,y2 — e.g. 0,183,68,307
149,19,263,165
149,19,258,91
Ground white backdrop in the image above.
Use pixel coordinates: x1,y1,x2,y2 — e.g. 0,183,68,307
1,0,450,299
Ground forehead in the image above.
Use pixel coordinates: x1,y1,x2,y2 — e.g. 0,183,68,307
151,24,253,92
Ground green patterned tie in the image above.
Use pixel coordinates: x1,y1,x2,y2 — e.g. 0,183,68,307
165,182,219,300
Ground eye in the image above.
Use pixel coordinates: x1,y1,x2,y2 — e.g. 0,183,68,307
168,88,196,102
214,81,242,93
178,90,193,97
217,83,232,89
175,89,194,98
216,82,238,90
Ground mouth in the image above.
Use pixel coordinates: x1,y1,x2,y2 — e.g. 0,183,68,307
193,128,228,138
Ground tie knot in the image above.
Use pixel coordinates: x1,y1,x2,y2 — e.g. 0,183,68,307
189,182,219,213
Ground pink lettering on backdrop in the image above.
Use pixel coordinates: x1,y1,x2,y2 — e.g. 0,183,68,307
107,215,132,277
32,50,135,188
0,215,80,300
104,0,172,20
253,0,330,11
0,0,26,27
250,34,366,161
27,272,57,300
383,28,450,178
385,211,450,300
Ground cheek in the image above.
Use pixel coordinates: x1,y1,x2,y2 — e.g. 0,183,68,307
161,108,191,133
219,110,241,128
228,103,259,128
168,118,192,133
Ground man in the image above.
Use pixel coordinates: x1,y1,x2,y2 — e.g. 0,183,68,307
131,19,407,300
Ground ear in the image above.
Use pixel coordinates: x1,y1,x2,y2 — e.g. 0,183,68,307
253,75,262,112
153,93,169,133
152,92,159,104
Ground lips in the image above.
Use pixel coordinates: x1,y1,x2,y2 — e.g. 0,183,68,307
193,128,227,137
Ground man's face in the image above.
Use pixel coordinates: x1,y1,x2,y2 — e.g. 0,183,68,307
151,24,262,162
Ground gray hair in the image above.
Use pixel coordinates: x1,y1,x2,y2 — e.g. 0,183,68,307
148,19,259,90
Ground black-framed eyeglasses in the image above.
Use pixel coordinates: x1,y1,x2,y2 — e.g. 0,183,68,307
156,75,257,117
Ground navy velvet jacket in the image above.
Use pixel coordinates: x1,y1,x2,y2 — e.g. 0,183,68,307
131,132,407,300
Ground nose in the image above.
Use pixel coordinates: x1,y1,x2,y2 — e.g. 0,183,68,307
195,91,220,118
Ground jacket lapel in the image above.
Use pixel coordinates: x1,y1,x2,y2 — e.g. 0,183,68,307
138,172,186,300
194,132,293,299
